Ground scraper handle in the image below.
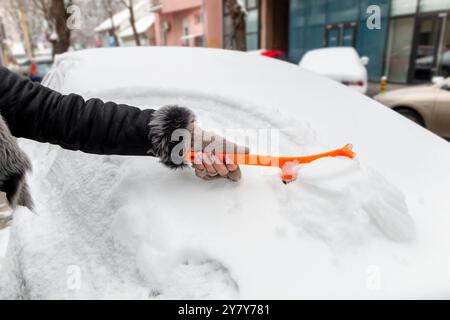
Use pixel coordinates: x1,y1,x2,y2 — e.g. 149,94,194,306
185,144,356,169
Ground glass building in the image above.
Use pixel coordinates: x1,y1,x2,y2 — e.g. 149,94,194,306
386,0,450,83
288,0,450,83
289,0,390,82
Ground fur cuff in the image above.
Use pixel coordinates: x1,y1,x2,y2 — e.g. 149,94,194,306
0,117,33,209
148,105,196,169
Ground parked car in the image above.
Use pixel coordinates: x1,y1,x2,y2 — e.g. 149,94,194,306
30,56,53,82
299,47,369,94
374,78,450,138
7,43,31,77
8,54,31,77
249,49,288,61
415,50,450,78
3,47,450,299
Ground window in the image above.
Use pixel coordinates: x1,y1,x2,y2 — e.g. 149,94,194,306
247,0,258,9
161,22,168,46
326,0,358,24
385,17,415,83
223,0,260,51
223,15,234,49
182,17,189,46
195,36,204,47
419,0,450,13
440,18,450,77
391,0,418,16
195,14,203,24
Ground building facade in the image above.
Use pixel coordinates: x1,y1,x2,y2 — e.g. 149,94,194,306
385,0,450,83
288,0,450,83
221,0,290,52
152,0,223,48
288,0,390,82
97,0,450,85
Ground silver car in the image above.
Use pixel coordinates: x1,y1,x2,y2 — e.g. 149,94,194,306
374,79,450,138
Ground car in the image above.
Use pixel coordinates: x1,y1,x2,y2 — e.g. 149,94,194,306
8,55,31,78
260,49,287,60
7,43,31,77
299,47,369,94
2,47,450,299
374,78,450,138
29,56,53,82
249,49,288,61
415,51,450,79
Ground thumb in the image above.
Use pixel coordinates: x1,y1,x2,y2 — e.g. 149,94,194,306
224,139,250,154
197,128,250,154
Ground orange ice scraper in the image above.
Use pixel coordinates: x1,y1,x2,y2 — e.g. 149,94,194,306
186,144,356,183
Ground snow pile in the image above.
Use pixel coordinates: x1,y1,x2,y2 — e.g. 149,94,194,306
1,47,450,299
280,158,415,245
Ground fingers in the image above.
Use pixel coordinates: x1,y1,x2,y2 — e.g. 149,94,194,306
195,168,220,180
224,155,238,172
227,167,242,182
212,156,229,177
226,141,250,155
194,153,205,171
222,137,250,155
195,167,208,179
202,154,217,176
191,127,249,182
193,152,242,182
198,129,250,155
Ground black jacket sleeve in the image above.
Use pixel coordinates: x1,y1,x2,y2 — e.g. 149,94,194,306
0,66,195,164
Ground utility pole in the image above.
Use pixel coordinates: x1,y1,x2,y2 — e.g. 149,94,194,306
18,0,33,57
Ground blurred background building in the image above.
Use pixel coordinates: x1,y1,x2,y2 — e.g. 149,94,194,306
288,0,450,84
0,0,449,86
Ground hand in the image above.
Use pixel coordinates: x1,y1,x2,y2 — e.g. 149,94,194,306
190,127,249,182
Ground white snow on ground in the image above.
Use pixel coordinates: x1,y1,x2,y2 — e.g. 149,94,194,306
1,47,450,299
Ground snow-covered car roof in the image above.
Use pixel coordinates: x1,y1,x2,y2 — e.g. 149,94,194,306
3,47,450,299
299,47,367,81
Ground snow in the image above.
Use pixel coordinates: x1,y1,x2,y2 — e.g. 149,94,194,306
119,14,155,38
94,0,148,33
237,0,248,15
10,42,26,56
2,47,450,299
299,47,368,93
180,33,204,41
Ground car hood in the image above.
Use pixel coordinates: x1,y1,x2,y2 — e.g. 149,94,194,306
5,47,450,299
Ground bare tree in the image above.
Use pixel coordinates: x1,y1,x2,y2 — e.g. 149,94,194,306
224,0,247,51
120,0,140,46
49,0,71,54
70,0,120,49
104,0,120,46
3,1,28,47
32,0,71,55
4,0,122,52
